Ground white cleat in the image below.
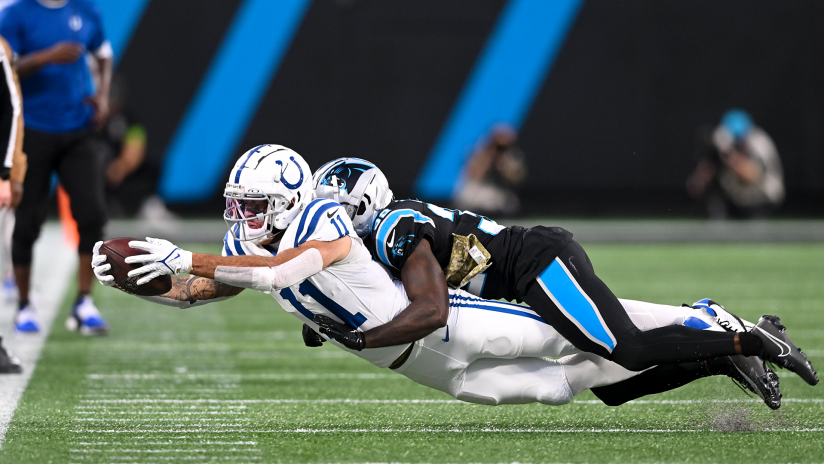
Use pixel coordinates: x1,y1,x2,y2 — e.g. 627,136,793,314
15,303,40,333
66,295,109,336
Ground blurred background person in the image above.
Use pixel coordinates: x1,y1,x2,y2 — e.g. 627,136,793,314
453,124,527,217
686,109,785,219
97,74,173,222
0,0,111,335
0,30,24,372
99,75,146,217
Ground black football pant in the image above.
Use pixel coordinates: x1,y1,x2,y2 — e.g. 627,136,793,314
591,362,710,406
520,240,754,371
12,128,107,265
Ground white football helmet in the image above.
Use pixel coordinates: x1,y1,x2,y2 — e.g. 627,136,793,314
224,145,314,242
312,158,393,236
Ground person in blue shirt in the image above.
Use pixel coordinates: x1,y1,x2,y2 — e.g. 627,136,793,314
0,0,112,335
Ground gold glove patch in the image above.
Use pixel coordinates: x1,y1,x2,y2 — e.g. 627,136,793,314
444,234,492,289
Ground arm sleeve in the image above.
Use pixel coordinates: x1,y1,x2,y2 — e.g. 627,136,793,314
371,210,436,271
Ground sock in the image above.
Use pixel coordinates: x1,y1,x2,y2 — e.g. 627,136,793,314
704,357,731,376
737,332,765,356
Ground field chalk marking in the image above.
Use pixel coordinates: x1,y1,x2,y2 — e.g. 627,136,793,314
0,224,76,448
68,427,824,434
75,398,824,405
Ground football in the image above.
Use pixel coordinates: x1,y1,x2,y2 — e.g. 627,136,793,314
100,237,173,296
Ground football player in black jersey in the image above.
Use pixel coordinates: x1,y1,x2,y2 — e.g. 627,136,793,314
305,158,817,404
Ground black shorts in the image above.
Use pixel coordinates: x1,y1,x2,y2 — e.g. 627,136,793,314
12,128,107,264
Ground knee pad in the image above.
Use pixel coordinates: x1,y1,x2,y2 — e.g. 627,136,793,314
456,391,501,405
529,383,574,406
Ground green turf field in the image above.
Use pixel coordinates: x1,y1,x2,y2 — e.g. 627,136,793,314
1,243,823,463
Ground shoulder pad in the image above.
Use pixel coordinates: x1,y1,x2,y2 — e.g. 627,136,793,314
372,208,435,268
284,199,355,250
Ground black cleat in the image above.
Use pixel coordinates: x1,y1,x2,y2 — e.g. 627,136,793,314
0,339,23,374
721,355,781,410
752,315,818,386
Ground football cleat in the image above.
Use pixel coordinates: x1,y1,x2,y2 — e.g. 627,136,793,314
752,315,818,386
2,276,17,302
15,304,40,333
690,298,752,332
66,295,109,336
0,339,22,374
719,355,781,410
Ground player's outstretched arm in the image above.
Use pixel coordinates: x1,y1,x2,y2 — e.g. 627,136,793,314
92,242,244,308
190,238,350,279
154,275,244,307
124,236,350,292
356,239,449,349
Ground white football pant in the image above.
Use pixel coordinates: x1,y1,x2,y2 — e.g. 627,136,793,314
394,290,723,406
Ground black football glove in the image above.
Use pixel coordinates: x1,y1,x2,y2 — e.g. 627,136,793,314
302,323,325,347
314,314,365,351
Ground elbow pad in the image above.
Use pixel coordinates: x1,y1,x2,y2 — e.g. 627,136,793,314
213,248,324,292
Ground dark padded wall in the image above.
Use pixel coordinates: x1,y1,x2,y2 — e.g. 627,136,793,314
518,0,824,215
238,0,506,192
118,0,824,215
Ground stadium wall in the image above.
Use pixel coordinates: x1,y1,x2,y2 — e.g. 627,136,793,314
114,0,824,216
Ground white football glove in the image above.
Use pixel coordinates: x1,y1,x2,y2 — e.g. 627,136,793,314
126,237,193,286
91,241,115,287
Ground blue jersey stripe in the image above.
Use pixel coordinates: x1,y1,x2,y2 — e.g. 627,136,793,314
455,301,548,325
296,202,339,246
331,217,344,238
298,281,367,329
293,199,326,247
278,288,315,321
537,258,615,351
232,237,247,256
223,236,233,256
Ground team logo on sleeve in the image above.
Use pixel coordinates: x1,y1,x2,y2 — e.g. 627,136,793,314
389,235,415,258
374,209,434,268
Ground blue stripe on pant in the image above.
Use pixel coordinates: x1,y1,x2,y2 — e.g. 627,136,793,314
536,258,616,352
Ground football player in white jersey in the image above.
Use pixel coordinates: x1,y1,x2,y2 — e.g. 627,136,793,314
306,158,784,408
91,146,778,407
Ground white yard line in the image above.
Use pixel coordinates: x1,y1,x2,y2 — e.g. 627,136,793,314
0,224,76,448
75,397,824,405
72,309,264,461
73,441,258,445
70,448,261,453
69,427,824,434
85,372,401,380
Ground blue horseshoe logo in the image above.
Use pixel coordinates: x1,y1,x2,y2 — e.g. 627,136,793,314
275,156,304,189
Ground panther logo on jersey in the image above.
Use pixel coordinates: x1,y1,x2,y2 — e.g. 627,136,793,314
390,235,415,257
